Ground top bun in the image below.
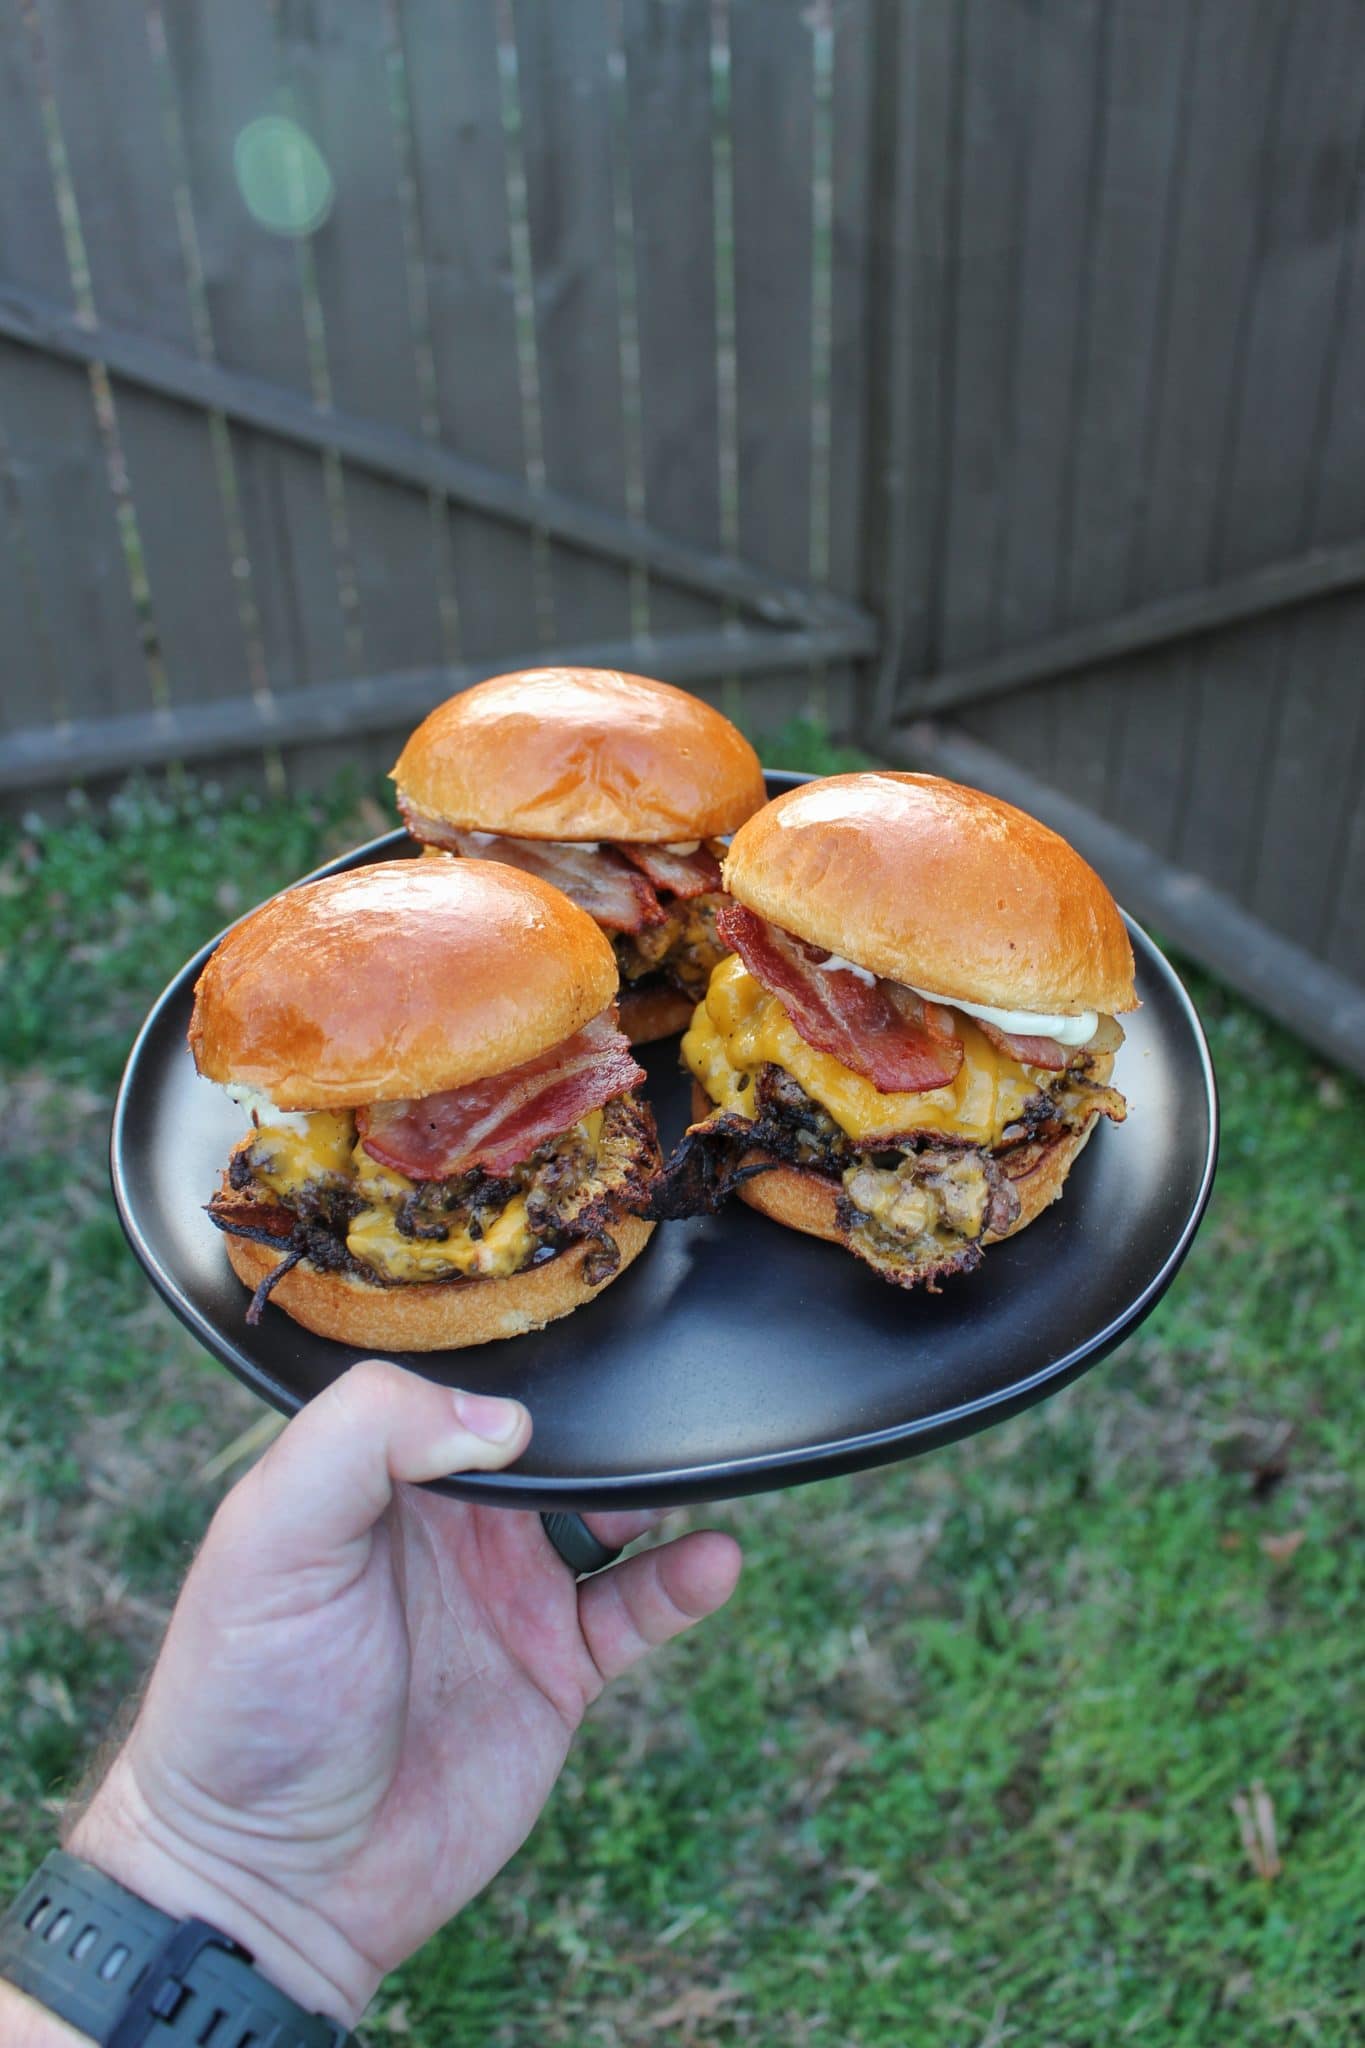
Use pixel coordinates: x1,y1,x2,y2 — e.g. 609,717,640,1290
189,858,620,1109
723,772,1137,1016
391,667,766,842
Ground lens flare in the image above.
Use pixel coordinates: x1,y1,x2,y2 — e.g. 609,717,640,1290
233,116,334,237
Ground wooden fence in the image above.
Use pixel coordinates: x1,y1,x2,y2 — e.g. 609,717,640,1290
2,1,1364,1074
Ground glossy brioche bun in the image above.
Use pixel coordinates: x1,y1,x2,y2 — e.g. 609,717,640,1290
190,858,619,1111
391,667,766,842
618,982,695,1045
723,771,1136,1017
223,1213,655,1352
687,1082,1103,1260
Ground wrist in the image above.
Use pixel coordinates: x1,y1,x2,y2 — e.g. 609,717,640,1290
66,1755,376,2030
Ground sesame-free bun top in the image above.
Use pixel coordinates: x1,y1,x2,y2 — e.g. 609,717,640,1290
723,772,1137,1016
189,858,620,1110
391,667,766,842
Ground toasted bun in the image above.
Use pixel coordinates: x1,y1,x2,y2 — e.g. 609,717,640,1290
190,858,619,1110
618,981,695,1045
723,772,1136,1016
225,1215,655,1352
687,1080,1102,1265
392,668,766,841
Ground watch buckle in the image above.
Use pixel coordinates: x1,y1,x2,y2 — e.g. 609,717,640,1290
107,1916,252,2048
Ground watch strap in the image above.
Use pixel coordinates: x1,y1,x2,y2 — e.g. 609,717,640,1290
1,1851,356,2046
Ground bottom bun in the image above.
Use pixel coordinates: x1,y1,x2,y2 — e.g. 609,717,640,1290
225,1214,655,1352
688,1080,1101,1262
619,981,694,1045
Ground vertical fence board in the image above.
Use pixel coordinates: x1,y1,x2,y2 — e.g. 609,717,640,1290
1044,0,1189,815
513,0,633,645
729,1,813,586
0,509,51,735
0,25,148,727
623,0,722,640
278,0,446,680
872,0,958,731
939,0,1037,671
1253,117,1365,942
1179,0,1365,894
826,0,874,731
160,0,350,699
727,0,817,717
400,0,539,663
38,0,250,713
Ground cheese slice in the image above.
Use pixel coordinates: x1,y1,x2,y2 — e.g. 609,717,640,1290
682,955,1042,1146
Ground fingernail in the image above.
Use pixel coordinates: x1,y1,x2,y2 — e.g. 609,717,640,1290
452,1389,526,1444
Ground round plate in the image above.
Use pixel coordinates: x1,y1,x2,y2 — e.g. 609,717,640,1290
110,773,1218,1510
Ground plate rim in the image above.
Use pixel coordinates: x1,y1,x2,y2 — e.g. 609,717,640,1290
109,779,1220,1508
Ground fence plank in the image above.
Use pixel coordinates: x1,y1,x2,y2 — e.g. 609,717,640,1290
939,0,1038,671
400,0,539,663
512,0,632,645
727,0,819,715
0,22,148,728
38,0,250,713
277,0,446,681
868,0,957,731
622,0,722,640
0,501,52,736
1179,0,1365,896
825,0,874,729
160,0,350,698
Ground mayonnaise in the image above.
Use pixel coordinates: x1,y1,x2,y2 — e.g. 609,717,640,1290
811,951,1096,1045
221,1084,311,1134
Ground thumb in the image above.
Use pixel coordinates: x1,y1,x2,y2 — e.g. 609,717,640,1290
217,1358,530,1569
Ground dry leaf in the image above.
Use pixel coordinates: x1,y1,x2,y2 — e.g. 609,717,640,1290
1259,1530,1305,1562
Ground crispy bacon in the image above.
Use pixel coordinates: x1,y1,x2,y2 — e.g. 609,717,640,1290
357,1012,645,1180
971,1017,1069,1071
617,842,723,898
716,903,964,1094
398,799,666,932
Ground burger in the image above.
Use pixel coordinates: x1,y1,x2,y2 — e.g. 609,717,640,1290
189,858,659,1349
652,772,1135,1290
391,667,767,1044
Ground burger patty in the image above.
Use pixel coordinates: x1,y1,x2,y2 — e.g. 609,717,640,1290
613,893,726,1000
649,1057,1125,1290
208,1090,659,1320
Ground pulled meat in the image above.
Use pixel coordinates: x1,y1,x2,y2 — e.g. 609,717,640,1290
613,892,727,1003
209,1091,659,1313
649,1047,1125,1292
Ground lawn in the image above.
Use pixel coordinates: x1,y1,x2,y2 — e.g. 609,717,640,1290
1,747,1362,2046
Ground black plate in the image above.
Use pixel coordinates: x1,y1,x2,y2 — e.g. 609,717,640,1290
110,774,1217,1510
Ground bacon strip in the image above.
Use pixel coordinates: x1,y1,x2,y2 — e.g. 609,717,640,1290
399,800,666,932
972,1017,1069,1071
358,1012,645,1180
716,903,963,1094
617,842,723,898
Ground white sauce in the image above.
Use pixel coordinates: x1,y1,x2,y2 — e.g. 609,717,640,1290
912,987,1098,1046
661,840,701,856
222,1084,311,1134
816,952,878,986
812,952,1096,1045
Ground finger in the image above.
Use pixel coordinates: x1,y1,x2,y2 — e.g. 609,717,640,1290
219,1360,531,1569
577,1530,741,1687
583,1507,666,1552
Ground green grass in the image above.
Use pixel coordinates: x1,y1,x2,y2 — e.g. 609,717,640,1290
2,766,1362,2046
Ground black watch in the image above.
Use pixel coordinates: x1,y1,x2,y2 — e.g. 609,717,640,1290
0,1851,360,2046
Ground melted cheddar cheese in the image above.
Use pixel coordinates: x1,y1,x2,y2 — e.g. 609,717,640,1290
682,955,1042,1146
247,1108,605,1285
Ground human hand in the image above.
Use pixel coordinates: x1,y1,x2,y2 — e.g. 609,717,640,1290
66,1361,742,2028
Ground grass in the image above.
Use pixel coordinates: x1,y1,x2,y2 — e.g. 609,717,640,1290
1,752,1362,2047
